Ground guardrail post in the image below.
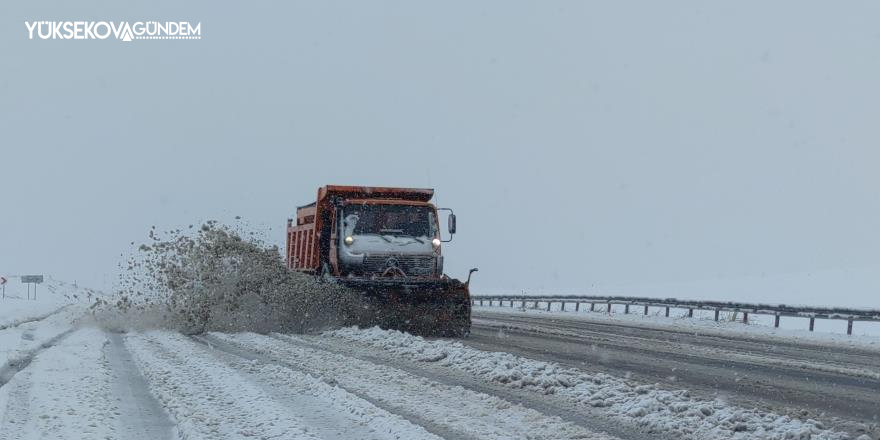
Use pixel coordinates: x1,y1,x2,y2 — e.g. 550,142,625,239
590,303,595,312
644,305,649,315
688,308,693,318
624,304,629,314
533,301,538,309
714,309,720,321
809,317,815,331
665,306,670,317
480,299,484,306
743,312,748,324
607,301,612,314
521,300,525,308
575,302,580,312
546,301,551,311
847,319,853,335
510,300,514,307
774,314,780,328
562,301,567,311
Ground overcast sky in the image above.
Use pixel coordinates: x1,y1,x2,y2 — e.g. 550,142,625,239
1,1,878,306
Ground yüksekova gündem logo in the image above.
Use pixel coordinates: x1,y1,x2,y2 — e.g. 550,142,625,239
25,21,200,41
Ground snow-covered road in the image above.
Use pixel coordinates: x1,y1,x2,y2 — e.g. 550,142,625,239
1,294,877,439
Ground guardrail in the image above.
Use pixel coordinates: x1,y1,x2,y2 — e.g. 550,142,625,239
471,295,880,335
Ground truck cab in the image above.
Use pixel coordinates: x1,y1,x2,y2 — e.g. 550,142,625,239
286,185,455,280
336,200,444,278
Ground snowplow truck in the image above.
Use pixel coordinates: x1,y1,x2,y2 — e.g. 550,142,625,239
286,185,475,336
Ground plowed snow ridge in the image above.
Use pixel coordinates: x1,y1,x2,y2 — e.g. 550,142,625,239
207,331,616,440
326,326,848,440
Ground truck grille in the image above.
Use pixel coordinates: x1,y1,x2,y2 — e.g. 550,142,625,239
363,255,436,277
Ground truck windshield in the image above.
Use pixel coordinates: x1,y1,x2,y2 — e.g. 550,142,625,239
343,205,435,237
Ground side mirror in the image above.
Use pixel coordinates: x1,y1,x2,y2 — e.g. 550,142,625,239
438,208,456,242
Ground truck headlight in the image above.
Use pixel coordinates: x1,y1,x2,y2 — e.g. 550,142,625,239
432,238,441,249
345,236,354,246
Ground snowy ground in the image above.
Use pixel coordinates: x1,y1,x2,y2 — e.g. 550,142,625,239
1,283,876,439
0,278,80,329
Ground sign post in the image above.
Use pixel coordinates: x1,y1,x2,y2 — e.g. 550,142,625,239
21,275,44,300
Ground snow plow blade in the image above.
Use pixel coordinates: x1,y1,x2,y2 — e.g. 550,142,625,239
338,277,471,337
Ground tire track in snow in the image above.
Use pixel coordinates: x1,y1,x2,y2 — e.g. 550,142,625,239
190,335,445,440
266,333,656,440
125,332,326,440
126,331,440,440
0,329,75,388
194,334,475,440
1,304,85,389
105,332,176,440
1,328,119,440
205,332,617,440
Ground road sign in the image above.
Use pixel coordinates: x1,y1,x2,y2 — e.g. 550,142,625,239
0,276,6,285
21,275,44,284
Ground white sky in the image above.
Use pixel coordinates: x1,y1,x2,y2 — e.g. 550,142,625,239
1,1,878,306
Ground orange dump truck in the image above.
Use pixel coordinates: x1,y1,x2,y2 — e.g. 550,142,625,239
286,185,476,336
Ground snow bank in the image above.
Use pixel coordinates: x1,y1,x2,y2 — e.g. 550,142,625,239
0,277,84,329
328,326,847,440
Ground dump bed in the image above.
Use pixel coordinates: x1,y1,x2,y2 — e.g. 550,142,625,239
287,202,318,270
